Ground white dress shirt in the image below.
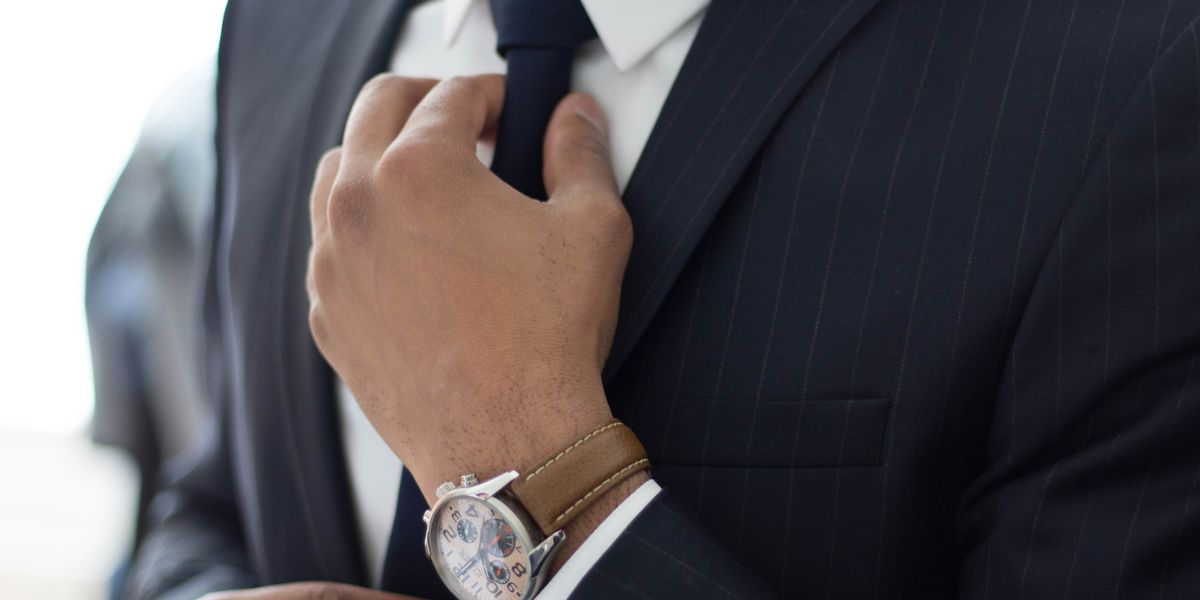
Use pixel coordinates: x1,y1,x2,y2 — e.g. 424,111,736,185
337,0,707,596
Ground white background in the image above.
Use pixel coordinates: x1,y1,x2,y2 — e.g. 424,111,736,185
0,1,227,597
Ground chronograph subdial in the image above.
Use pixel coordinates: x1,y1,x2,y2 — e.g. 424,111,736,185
425,471,566,600
457,518,479,544
431,495,532,599
487,560,511,584
480,518,517,558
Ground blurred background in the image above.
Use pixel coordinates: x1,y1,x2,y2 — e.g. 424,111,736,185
0,1,228,597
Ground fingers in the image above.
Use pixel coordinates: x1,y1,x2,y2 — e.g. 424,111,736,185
542,93,619,203
394,74,505,157
343,75,437,164
542,94,631,254
308,147,340,308
310,147,342,236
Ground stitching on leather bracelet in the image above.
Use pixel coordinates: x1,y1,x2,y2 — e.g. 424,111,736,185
550,458,650,525
524,421,623,482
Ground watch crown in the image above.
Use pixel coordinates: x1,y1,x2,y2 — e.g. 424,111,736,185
461,473,478,487
422,509,431,523
435,481,456,498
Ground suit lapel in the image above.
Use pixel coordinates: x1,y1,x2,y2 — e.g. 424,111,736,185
272,0,413,583
605,0,883,381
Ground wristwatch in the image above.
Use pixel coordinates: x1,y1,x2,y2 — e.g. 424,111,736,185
423,420,649,600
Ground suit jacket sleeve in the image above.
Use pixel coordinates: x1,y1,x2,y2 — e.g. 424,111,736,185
954,21,1200,599
573,20,1200,600
571,492,778,599
120,113,257,600
120,405,257,600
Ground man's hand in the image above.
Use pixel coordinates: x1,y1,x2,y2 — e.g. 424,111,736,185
307,74,643,565
201,582,421,599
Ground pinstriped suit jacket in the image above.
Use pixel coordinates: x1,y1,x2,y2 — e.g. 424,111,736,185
125,0,1200,598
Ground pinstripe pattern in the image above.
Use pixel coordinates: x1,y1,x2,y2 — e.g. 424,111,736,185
1076,0,1127,182
604,0,883,380
1058,138,1118,599
1061,138,1118,598
618,0,858,329
623,533,745,599
656,245,710,457
595,0,1200,597
626,0,804,264
891,1,1038,597
983,2,1076,597
1115,357,1198,599
697,157,766,515
925,0,989,466
793,2,902,588
590,570,656,600
621,0,750,207
132,0,1200,598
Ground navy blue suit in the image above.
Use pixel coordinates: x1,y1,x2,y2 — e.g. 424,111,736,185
125,1,1200,598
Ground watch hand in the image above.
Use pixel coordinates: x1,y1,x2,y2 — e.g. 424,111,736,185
455,551,482,578
477,546,494,582
454,529,489,580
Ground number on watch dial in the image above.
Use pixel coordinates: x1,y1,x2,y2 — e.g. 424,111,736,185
433,495,530,599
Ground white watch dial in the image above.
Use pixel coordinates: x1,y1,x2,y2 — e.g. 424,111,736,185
431,495,533,599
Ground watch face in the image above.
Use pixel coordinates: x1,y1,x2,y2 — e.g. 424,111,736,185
430,495,533,599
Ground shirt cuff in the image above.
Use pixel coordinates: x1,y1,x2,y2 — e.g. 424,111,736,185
534,478,662,599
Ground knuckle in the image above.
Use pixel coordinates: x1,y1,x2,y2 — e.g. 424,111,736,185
308,303,328,346
327,174,371,233
360,73,401,97
362,72,400,92
360,74,429,110
442,74,483,97
380,140,424,169
306,256,334,344
379,139,446,186
317,147,342,173
358,73,399,104
307,245,334,292
396,79,433,107
319,146,342,164
586,198,633,247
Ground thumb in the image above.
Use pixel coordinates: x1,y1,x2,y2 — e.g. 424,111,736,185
542,93,619,202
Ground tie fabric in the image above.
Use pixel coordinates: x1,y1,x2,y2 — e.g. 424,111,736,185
380,469,451,598
489,0,598,199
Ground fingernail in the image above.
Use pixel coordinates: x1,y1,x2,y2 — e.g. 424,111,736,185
572,94,608,134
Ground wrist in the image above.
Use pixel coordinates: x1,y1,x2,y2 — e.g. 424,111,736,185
421,407,649,599
416,369,613,503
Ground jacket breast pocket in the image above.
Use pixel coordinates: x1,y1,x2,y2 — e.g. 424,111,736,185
627,397,893,468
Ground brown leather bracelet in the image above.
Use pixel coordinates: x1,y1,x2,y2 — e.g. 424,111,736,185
508,419,649,534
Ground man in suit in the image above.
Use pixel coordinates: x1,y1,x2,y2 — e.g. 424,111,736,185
125,0,1200,598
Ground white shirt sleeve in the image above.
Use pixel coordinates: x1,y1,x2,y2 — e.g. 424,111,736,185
535,479,663,599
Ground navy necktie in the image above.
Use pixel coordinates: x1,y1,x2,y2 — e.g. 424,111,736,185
489,0,597,199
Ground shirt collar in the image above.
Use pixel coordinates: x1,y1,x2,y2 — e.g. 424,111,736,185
442,0,709,72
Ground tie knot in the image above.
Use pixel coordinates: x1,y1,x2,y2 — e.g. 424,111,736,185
490,0,597,56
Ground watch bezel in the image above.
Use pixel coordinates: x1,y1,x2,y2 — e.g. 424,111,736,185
424,471,564,600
